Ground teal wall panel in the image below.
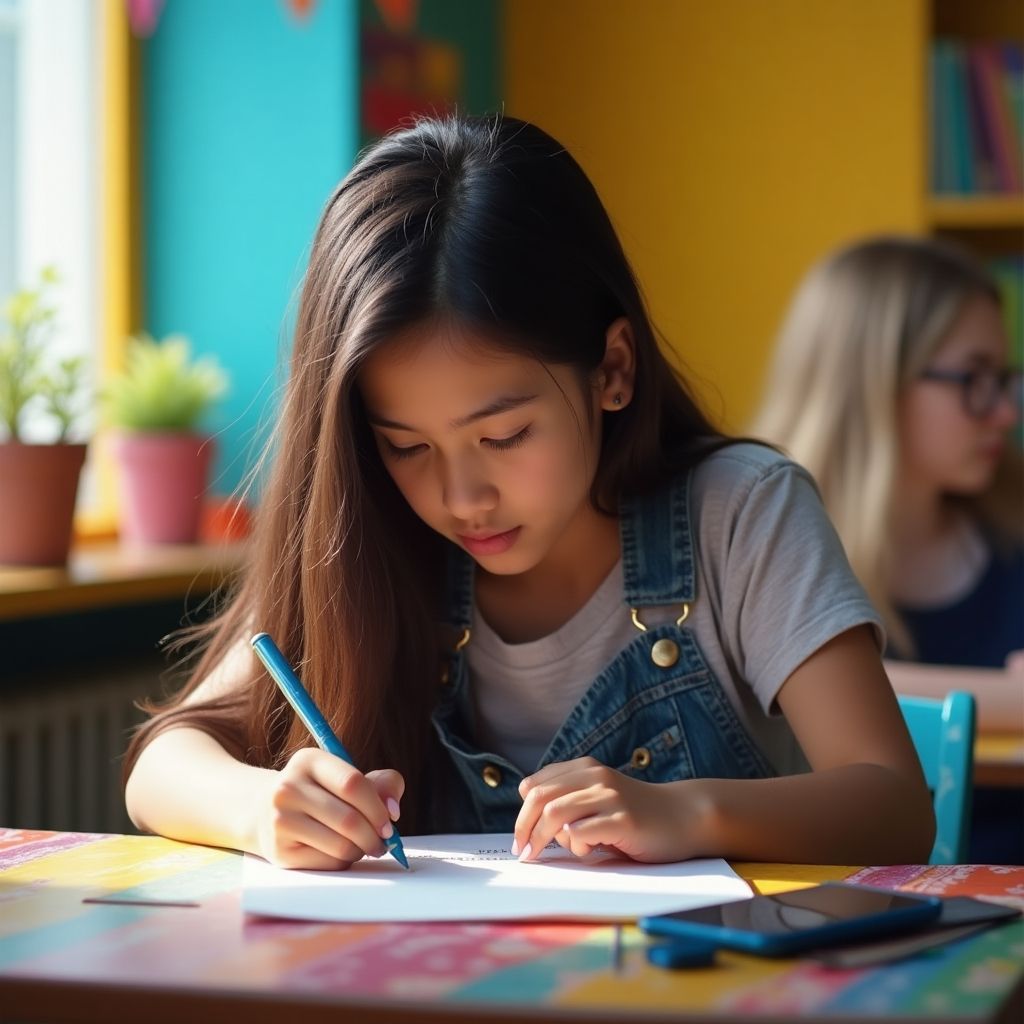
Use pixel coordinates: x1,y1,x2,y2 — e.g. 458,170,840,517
143,0,359,494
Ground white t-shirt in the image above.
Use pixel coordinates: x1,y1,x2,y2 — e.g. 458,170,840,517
467,444,884,776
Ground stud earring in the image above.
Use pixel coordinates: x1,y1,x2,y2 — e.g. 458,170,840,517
612,393,623,406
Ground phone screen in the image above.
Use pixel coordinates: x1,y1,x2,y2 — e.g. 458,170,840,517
657,885,932,937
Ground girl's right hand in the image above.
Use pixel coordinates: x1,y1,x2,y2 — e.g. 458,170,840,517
254,747,404,870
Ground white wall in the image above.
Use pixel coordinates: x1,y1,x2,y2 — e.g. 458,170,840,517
15,0,98,452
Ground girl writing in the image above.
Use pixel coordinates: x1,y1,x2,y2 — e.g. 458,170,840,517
751,235,1022,862
124,117,934,869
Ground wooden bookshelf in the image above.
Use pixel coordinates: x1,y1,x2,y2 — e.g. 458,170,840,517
933,0,1023,44
928,196,1024,228
926,0,1024,251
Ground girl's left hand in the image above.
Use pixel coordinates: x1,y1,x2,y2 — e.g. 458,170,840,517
513,757,698,864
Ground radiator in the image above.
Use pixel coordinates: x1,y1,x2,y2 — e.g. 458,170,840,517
0,662,163,834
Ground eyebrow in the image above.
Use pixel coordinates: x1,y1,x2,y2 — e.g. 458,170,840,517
367,393,539,432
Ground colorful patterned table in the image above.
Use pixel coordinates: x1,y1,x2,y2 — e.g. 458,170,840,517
1,829,1022,1024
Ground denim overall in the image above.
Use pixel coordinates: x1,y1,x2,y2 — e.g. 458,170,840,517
431,470,776,833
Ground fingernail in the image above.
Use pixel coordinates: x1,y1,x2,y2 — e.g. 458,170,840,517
519,842,532,861
380,821,394,839
563,822,571,832
510,839,520,856
387,797,401,820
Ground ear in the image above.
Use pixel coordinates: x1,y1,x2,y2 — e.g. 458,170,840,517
596,317,636,411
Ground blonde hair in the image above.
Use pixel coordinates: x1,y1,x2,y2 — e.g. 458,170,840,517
750,235,1022,655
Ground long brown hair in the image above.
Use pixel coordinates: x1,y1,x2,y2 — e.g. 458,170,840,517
123,115,726,831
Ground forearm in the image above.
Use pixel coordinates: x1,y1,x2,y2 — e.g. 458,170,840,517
684,764,935,865
884,659,1023,733
125,727,276,856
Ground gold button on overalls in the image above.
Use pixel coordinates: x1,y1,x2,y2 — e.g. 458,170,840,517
481,764,502,788
651,638,680,668
630,746,652,770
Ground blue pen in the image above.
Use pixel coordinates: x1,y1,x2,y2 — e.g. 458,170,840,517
250,632,409,869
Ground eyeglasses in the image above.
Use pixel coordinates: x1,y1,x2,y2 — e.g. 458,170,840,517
918,366,1023,419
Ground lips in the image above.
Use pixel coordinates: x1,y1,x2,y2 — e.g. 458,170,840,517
456,526,522,556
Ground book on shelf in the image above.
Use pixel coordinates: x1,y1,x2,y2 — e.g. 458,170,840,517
930,38,1024,196
1004,43,1024,146
966,47,1000,192
973,43,1023,192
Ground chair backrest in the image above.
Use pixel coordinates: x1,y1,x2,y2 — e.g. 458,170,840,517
898,691,976,864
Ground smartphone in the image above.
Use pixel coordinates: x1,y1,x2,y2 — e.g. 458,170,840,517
639,882,943,958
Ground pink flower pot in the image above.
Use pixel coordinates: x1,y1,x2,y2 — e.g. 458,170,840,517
0,441,87,565
113,432,215,545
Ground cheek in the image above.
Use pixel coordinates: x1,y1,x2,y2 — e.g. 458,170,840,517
518,432,595,501
899,394,971,472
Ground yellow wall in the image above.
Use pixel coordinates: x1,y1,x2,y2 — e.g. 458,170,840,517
504,0,928,429
77,0,137,537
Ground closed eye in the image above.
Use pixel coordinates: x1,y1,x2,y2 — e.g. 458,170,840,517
484,426,532,451
381,425,533,460
382,438,427,461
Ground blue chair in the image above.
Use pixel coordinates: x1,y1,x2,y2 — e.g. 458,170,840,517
898,692,976,865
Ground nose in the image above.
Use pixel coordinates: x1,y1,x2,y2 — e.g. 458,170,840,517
442,453,498,522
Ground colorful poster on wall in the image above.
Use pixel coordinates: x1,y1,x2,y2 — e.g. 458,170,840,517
360,0,464,141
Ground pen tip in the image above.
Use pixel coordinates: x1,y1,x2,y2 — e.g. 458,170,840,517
391,844,410,870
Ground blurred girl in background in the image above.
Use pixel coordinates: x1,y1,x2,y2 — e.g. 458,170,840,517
752,235,1023,862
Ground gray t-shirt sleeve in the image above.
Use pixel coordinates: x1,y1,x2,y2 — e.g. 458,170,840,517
700,449,884,715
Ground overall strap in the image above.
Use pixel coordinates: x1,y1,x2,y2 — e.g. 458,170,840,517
619,471,696,610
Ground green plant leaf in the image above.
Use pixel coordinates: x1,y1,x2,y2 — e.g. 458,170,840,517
102,333,229,432
0,268,85,442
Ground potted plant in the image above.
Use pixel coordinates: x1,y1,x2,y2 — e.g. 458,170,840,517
0,267,90,566
103,332,228,545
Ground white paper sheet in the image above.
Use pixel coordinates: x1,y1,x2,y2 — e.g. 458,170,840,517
242,833,752,922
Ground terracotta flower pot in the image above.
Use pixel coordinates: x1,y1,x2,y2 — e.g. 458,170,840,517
112,432,215,545
0,441,87,566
